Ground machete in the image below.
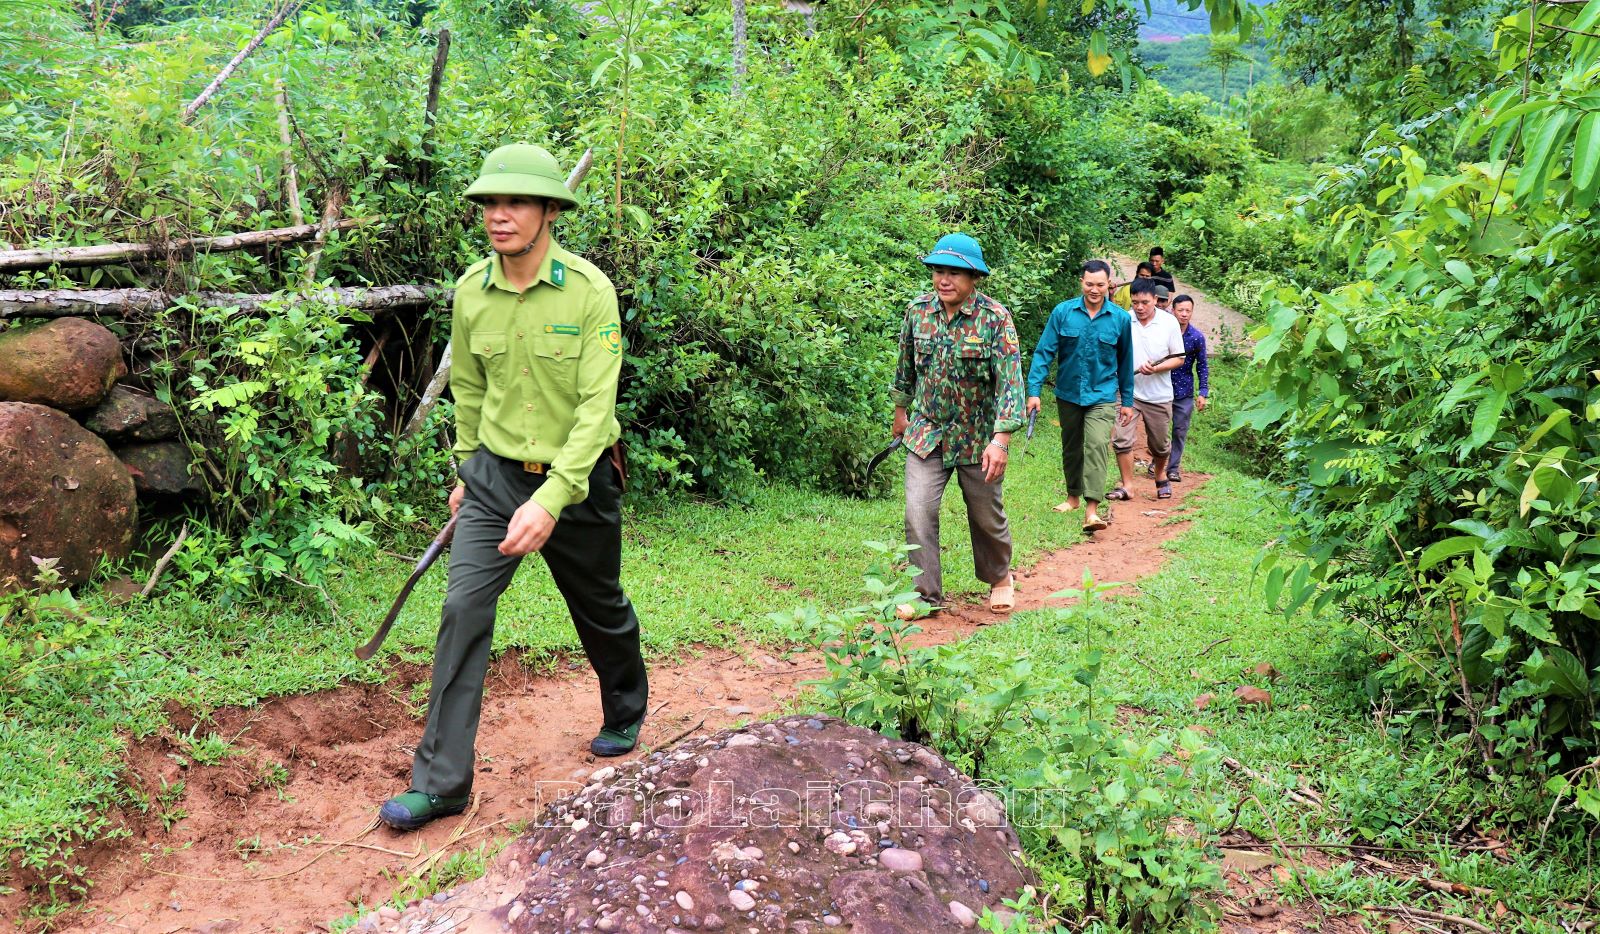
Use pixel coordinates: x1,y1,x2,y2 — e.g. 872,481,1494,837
1022,408,1039,457
356,514,457,660
865,437,903,481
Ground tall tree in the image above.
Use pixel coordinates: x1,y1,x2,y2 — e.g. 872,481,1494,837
1202,33,1250,100
732,0,748,96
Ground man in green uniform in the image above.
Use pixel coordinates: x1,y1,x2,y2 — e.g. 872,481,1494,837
379,144,648,831
891,233,1026,613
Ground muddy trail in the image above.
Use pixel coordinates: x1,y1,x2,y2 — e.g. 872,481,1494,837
33,469,1209,934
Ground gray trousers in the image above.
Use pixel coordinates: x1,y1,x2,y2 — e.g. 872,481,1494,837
412,450,648,798
1170,395,1196,471
904,448,1012,604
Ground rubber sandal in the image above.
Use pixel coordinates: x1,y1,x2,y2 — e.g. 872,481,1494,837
988,576,1015,612
1106,488,1131,501
1082,516,1109,533
1157,483,1173,499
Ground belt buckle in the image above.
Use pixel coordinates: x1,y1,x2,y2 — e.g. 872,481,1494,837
523,461,546,475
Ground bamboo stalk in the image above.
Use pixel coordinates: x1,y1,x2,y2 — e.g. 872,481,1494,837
0,285,449,319
0,218,373,272
181,0,308,124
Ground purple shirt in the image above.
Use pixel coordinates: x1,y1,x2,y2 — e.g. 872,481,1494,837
1172,324,1209,400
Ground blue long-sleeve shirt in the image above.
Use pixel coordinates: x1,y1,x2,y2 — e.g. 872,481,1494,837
1026,297,1135,407
1172,324,1209,400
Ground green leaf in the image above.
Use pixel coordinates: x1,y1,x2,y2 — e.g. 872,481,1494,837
1541,647,1592,699
1087,29,1111,76
1515,109,1574,203
1575,112,1600,192
1445,260,1475,288
1419,536,1482,572
1468,390,1506,450
1326,317,1348,352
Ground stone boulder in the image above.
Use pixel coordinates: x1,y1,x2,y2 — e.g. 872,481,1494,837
0,318,127,411
0,403,137,590
84,385,181,442
118,441,201,498
361,717,1035,934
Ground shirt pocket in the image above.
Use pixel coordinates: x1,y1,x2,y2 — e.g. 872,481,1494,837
1057,321,1085,363
471,332,508,377
1096,329,1120,372
956,342,992,384
533,333,583,394
913,337,937,367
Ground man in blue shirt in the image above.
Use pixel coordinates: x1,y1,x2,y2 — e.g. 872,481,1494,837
1026,260,1135,533
1167,294,1210,482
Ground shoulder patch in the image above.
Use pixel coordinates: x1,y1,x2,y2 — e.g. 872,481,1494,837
597,321,622,356
550,259,567,288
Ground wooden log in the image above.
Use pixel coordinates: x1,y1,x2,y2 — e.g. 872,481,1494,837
181,0,308,124
275,79,304,226
399,147,595,440
0,218,374,272
0,285,451,319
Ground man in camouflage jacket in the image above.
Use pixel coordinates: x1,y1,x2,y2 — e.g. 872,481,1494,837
890,233,1026,612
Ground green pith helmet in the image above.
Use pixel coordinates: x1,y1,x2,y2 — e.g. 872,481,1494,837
464,144,578,208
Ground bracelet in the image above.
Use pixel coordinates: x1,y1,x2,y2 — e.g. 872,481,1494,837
988,440,1009,452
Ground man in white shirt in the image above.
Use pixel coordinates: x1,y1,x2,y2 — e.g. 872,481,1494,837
1109,278,1186,501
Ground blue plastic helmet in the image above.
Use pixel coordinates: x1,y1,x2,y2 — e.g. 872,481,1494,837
921,233,990,276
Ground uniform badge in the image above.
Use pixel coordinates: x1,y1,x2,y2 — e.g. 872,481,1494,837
551,259,567,288
544,324,581,336
598,322,622,356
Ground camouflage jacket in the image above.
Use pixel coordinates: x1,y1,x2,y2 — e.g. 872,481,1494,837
890,291,1026,467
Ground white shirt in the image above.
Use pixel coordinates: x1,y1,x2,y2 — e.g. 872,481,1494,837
1130,311,1185,403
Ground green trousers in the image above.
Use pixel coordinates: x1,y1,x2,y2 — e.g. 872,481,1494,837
1058,399,1117,502
411,449,647,798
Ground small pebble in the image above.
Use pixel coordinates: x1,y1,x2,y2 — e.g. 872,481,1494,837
978,879,990,893
506,902,525,922
728,889,756,912
787,842,801,854
949,900,976,928
823,914,843,926
784,735,800,744
677,856,689,864
585,848,608,867
378,906,400,921
676,890,695,910
823,832,856,856
537,850,552,866
572,818,590,832
741,846,764,860
597,917,616,932
432,892,449,903
879,848,923,872
806,718,824,729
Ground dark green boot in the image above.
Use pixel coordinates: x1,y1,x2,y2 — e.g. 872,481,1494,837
590,720,641,757
378,790,469,831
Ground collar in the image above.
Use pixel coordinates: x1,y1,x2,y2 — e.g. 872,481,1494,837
484,241,570,293
1069,296,1112,317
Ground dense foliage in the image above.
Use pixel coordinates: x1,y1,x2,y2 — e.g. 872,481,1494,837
1241,0,1600,828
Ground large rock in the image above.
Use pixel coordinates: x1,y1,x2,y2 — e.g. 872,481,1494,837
0,318,127,411
361,717,1034,933
84,385,181,442
0,403,137,590
118,441,200,498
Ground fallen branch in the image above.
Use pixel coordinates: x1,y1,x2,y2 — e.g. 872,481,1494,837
0,218,374,272
1197,635,1233,656
181,0,308,124
0,284,448,319
1368,905,1494,934
141,522,190,597
1222,756,1325,811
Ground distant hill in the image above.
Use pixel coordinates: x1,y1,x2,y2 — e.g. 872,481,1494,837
1136,0,1271,40
1139,33,1279,101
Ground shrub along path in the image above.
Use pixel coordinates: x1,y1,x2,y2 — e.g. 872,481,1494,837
45,481,1215,933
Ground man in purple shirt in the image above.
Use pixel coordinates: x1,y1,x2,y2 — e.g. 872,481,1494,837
1167,294,1209,482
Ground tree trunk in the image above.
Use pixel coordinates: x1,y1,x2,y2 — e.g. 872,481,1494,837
0,285,448,319
0,218,374,272
275,80,304,226
421,28,452,177
732,0,749,96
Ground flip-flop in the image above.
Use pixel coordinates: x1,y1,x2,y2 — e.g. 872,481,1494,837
1082,516,1109,533
988,576,1016,612
1157,483,1173,499
1106,487,1132,501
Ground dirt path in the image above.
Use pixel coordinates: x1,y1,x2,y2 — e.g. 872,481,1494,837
40,478,1212,934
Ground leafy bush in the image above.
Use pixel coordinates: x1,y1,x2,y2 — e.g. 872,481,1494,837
1241,1,1600,829
781,554,1226,929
